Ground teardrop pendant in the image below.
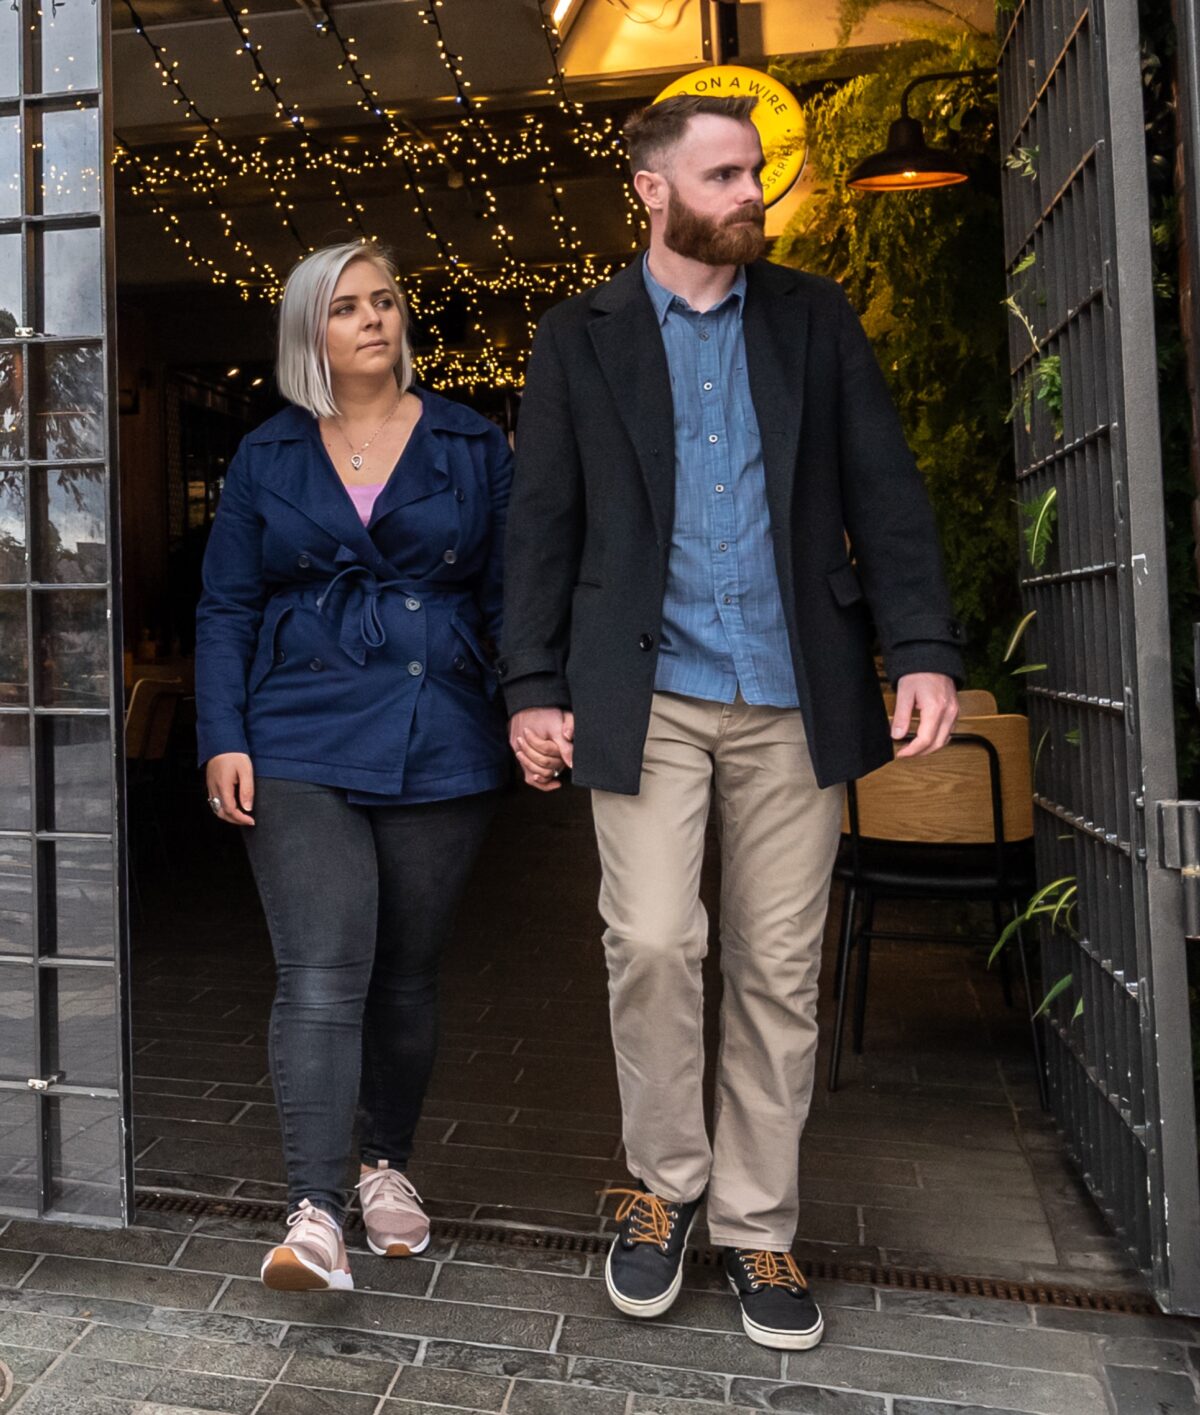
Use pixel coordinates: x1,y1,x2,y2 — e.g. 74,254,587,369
350,454,364,471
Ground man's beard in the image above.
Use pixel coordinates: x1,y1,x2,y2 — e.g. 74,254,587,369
662,189,767,265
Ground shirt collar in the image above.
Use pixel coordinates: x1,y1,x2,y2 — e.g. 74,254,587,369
641,252,747,325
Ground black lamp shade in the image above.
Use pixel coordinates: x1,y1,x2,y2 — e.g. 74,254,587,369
847,115,970,191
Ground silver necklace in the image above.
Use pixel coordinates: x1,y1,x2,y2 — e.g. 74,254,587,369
335,396,403,472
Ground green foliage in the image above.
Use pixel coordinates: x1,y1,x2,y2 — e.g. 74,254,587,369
1019,485,1058,569
773,27,1020,704
991,876,1082,1021
1005,146,1039,181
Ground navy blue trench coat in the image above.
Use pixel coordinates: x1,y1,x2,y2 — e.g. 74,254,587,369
195,387,513,802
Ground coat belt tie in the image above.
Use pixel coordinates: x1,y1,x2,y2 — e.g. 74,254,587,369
314,564,461,666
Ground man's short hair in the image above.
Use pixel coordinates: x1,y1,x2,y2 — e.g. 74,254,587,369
622,94,758,177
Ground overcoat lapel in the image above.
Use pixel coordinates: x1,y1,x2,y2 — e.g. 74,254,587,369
742,262,809,546
587,264,676,546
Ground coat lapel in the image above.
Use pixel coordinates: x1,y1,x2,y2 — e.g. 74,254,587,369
742,262,809,545
587,262,676,546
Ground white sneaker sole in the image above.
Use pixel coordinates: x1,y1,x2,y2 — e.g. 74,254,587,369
604,1209,697,1319
728,1277,824,1349
365,1231,431,1257
261,1246,354,1291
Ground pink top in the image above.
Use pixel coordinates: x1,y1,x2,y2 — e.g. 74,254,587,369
345,481,385,526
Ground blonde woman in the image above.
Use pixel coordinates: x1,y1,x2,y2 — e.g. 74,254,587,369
196,241,511,1290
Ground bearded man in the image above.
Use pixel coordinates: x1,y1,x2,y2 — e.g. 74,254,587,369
498,94,963,1350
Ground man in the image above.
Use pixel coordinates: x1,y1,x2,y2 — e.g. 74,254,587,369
498,94,963,1351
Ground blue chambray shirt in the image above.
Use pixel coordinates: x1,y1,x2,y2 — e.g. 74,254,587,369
642,256,800,707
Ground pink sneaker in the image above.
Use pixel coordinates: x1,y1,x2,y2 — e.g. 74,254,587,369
260,1200,353,1291
356,1161,431,1256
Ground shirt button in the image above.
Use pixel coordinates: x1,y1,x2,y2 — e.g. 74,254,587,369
639,633,655,651
407,661,423,676
708,434,719,444
405,597,421,611
723,596,733,605
297,553,311,569
698,331,710,341
715,484,726,493
443,549,457,564
718,542,728,552
309,657,323,671
453,654,467,671
703,382,713,391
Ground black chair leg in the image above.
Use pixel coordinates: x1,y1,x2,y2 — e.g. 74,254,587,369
852,895,875,1055
828,883,857,1092
1012,907,1050,1112
992,899,1014,1007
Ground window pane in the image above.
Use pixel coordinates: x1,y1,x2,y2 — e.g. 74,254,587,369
32,466,105,582
36,105,99,216
0,715,30,831
0,467,25,581
29,343,103,460
38,227,101,337
0,231,23,337
0,112,19,218
0,348,24,462
47,1095,120,1220
0,589,27,705
0,962,34,1077
0,838,32,955
34,587,107,706
38,715,110,833
32,0,99,95
0,7,18,99
43,964,117,1089
0,1089,38,1213
43,838,113,958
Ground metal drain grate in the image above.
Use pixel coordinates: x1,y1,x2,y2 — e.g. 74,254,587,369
136,1187,1161,1315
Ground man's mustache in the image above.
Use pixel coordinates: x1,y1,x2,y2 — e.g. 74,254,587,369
725,204,766,227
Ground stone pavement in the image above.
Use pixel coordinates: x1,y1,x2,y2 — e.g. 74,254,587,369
2,786,1199,1414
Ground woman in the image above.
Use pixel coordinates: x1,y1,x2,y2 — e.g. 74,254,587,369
196,241,512,1291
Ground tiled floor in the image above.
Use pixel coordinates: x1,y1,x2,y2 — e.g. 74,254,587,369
2,785,1198,1413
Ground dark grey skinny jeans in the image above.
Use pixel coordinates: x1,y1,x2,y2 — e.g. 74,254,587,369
242,777,497,1220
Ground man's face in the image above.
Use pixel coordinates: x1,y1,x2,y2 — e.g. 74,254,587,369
658,114,767,265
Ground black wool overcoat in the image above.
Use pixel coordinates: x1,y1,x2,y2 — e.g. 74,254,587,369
498,257,966,796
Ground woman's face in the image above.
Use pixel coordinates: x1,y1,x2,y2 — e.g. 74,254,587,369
325,258,404,386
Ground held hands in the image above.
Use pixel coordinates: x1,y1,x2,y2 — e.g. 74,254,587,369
206,752,256,825
891,673,959,757
509,708,574,792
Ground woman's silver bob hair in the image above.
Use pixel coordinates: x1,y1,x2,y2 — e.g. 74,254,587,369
275,241,413,419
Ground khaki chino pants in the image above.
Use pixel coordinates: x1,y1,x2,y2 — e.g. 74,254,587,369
591,692,844,1249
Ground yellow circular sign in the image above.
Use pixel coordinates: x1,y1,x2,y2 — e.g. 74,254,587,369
654,65,806,207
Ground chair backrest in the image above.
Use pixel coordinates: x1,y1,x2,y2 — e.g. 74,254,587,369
844,713,1033,846
125,678,183,762
881,687,998,716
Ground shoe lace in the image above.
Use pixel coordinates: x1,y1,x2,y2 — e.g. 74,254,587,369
602,1187,675,1249
356,1167,423,1209
285,1201,341,1259
741,1250,807,1292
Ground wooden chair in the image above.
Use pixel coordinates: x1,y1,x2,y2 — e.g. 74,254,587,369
828,713,1046,1105
881,687,998,716
125,678,183,898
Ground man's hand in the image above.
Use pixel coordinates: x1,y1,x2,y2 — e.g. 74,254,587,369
510,708,575,792
892,674,958,757
205,752,256,825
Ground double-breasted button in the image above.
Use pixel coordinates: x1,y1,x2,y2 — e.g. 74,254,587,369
275,649,286,664
443,549,457,564
405,597,421,612
297,553,311,569
454,488,466,502
407,661,423,676
309,657,323,671
453,654,467,671
639,633,654,651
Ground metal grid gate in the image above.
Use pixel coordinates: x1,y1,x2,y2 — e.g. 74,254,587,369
999,0,1200,1310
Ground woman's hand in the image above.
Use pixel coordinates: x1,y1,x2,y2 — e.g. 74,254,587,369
205,753,256,825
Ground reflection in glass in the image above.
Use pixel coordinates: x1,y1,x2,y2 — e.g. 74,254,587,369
0,113,19,219
0,1089,38,1213
43,838,113,958
39,227,102,336
0,231,23,338
0,963,34,1075
33,467,105,582
38,715,110,833
0,469,25,581
0,715,31,831
37,106,100,215
0,6,18,99
29,343,103,460
0,348,24,463
33,0,99,95
44,965,117,1089
0,837,32,954
34,587,107,706
0,589,27,705
47,1095,120,1219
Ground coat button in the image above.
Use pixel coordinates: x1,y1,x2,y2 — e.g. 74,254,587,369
454,488,466,502
408,661,423,676
297,553,311,569
443,549,458,564
639,633,654,651
497,660,508,678
405,597,421,612
453,654,467,671
275,650,286,664
309,658,323,671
